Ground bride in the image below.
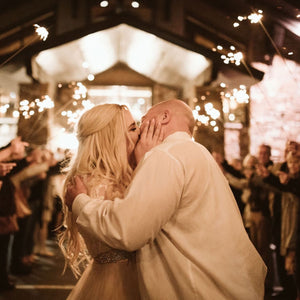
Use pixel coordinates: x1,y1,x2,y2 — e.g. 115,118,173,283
59,104,147,299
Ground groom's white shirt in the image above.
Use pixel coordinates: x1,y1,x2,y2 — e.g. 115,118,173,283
73,132,267,300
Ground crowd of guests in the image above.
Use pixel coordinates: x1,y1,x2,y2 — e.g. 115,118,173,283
213,140,300,299
0,137,69,291
0,135,299,299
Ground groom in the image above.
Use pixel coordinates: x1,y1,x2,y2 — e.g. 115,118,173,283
66,99,267,299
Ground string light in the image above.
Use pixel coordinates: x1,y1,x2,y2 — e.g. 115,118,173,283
82,62,89,68
100,1,109,7
131,1,140,8
229,114,235,121
87,74,95,81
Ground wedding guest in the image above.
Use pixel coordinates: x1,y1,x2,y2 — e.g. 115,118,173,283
0,136,28,291
257,151,300,299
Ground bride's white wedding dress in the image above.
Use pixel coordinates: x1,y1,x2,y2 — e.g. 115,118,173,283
66,183,141,300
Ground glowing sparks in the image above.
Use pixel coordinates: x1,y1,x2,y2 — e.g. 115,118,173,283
193,84,249,133
18,95,54,119
229,114,235,121
73,82,87,100
38,95,54,109
59,82,95,127
61,101,95,126
204,103,220,120
34,24,49,41
234,10,263,26
232,87,249,104
248,12,263,23
193,100,221,130
197,114,210,125
0,104,9,114
13,110,20,118
221,51,243,65
222,86,249,105
215,43,243,66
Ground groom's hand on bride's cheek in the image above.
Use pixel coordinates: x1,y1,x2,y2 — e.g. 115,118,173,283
65,176,87,211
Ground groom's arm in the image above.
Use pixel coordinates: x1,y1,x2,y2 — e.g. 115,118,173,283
72,149,184,251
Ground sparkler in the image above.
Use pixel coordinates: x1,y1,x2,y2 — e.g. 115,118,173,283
34,24,49,41
247,12,263,23
0,24,49,68
232,6,299,93
233,10,263,27
221,51,243,66
18,95,54,119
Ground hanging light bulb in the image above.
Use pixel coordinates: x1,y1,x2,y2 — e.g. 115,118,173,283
131,1,140,8
100,1,109,7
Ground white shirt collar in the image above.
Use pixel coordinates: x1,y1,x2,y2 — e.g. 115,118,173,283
164,131,192,143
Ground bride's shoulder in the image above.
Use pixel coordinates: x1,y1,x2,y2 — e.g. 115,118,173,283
94,183,110,199
91,182,110,199
83,176,124,200
82,175,109,199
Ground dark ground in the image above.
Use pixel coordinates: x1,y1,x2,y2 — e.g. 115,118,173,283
0,239,77,300
0,238,296,300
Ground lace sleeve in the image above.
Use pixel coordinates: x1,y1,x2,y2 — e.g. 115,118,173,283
91,184,107,200
84,176,124,200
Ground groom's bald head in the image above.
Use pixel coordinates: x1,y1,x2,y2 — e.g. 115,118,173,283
141,99,195,137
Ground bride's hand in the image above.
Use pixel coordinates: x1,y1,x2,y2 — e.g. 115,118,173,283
134,119,164,164
65,176,87,211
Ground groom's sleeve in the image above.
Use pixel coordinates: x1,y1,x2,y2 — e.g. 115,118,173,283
72,149,184,251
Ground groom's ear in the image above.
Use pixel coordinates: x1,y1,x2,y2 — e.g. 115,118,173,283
159,110,170,125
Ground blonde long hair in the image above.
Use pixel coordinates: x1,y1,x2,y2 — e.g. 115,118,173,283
58,104,134,277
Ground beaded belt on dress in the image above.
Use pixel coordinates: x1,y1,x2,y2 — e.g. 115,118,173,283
94,250,134,264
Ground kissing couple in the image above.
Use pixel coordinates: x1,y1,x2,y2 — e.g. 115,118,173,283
60,99,267,300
